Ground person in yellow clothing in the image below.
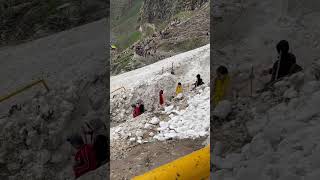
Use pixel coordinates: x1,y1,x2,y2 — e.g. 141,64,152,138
213,66,232,107
175,82,183,95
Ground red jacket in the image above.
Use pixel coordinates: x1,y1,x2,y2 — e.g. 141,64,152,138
73,144,97,178
159,94,164,105
133,106,141,118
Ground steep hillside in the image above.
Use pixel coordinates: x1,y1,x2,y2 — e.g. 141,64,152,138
111,0,144,50
0,0,108,46
111,0,209,75
140,0,208,24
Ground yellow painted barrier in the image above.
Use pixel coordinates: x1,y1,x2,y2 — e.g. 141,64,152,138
111,86,126,94
0,79,50,103
132,145,210,180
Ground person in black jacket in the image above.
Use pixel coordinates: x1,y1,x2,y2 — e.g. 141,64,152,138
194,74,204,88
263,40,302,84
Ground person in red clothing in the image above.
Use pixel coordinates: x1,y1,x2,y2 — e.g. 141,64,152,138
132,103,141,118
68,134,97,179
159,90,165,106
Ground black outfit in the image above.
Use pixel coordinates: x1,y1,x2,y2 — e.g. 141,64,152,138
94,135,109,167
270,52,296,82
139,104,145,113
195,78,204,87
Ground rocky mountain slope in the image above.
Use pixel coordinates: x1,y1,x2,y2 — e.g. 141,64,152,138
111,0,209,75
139,0,208,24
0,0,108,46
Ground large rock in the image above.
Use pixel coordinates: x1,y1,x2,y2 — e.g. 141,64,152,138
213,100,232,119
37,149,51,165
150,117,160,125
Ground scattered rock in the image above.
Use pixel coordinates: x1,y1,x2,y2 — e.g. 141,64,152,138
213,100,232,119
7,162,21,172
150,117,160,125
38,149,51,165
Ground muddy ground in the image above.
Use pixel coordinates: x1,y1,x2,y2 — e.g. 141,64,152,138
110,138,206,180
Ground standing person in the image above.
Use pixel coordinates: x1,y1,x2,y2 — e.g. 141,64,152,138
213,66,232,107
67,134,97,179
175,82,183,95
159,90,165,106
194,74,204,88
132,103,141,118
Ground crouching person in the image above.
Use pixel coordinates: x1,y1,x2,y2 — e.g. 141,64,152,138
68,134,97,179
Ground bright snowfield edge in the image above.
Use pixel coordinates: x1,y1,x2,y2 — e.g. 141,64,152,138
110,44,210,161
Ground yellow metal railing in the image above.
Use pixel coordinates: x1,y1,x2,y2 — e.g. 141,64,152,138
111,86,126,94
0,79,50,103
132,145,210,180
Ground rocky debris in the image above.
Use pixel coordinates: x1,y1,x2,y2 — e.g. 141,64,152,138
0,73,106,180
213,100,232,119
213,68,320,179
154,86,210,141
111,73,178,124
111,85,210,161
111,0,209,75
150,117,160,125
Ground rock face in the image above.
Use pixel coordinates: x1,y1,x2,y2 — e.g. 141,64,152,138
140,0,208,23
0,0,109,45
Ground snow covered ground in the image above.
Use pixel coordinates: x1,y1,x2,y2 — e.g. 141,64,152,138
154,87,210,141
212,0,320,179
111,44,210,92
212,69,320,180
110,44,210,160
0,19,107,180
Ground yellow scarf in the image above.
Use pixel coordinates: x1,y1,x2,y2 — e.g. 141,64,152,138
213,75,230,106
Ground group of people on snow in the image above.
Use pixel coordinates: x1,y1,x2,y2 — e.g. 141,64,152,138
213,40,303,108
132,74,205,118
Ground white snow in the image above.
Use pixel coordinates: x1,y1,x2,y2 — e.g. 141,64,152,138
110,44,210,92
212,1,320,178
0,19,107,180
111,44,210,157
154,87,210,141
214,71,320,179
149,117,160,125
